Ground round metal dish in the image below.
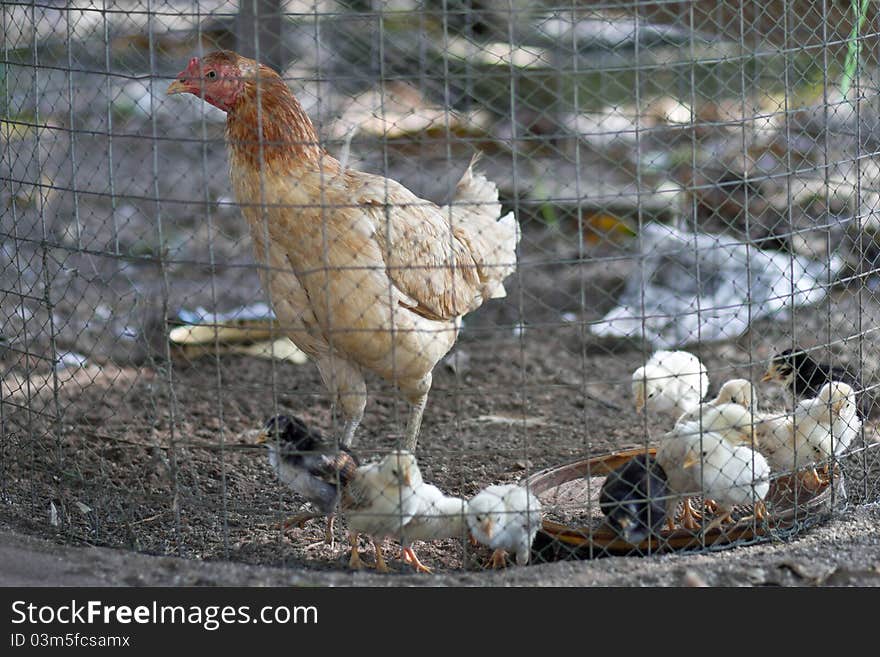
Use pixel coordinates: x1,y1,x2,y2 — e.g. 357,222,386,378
526,447,838,560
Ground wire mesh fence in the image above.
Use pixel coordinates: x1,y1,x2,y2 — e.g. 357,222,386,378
2,1,880,574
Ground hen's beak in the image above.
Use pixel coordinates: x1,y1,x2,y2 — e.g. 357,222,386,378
617,516,632,530
254,430,269,446
761,364,777,383
682,454,699,469
166,79,189,95
401,470,412,487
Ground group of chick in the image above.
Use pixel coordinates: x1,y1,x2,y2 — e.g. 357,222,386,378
601,348,864,545
255,416,542,573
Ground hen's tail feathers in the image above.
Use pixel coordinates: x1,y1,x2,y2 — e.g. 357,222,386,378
446,153,521,300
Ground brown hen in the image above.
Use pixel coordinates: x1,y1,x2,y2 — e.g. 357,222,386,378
167,51,519,450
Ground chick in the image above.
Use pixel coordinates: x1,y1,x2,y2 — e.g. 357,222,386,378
397,484,468,573
757,382,861,489
677,378,756,426
763,348,866,418
599,453,669,544
467,484,542,568
655,420,714,530
256,414,359,545
683,437,771,530
677,402,756,446
341,450,423,572
632,350,709,417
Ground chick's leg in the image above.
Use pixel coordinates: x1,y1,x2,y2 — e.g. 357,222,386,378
401,544,432,574
325,515,335,548
280,511,322,532
679,498,701,531
348,532,366,570
488,549,509,569
373,538,390,573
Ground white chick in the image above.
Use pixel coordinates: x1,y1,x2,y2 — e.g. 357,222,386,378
756,382,861,490
658,422,769,531
632,350,709,417
467,484,542,568
798,382,861,459
655,420,713,530
397,483,468,573
684,437,771,530
677,402,756,447
676,378,756,425
342,450,423,572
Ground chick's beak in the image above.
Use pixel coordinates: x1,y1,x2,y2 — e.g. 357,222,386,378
166,79,190,95
617,516,632,530
761,364,777,383
480,518,494,539
254,430,268,446
634,389,645,414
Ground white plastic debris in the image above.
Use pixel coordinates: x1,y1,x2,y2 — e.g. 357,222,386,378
591,223,843,348
55,351,88,370
176,303,275,325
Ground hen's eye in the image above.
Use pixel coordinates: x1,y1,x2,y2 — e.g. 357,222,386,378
206,70,217,79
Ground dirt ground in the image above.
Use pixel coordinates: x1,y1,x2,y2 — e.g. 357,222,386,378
2,218,880,583
2,503,879,587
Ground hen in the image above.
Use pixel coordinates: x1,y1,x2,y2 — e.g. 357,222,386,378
168,52,520,450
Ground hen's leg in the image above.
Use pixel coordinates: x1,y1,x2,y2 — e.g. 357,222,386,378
316,355,367,448
340,418,362,448
404,395,428,452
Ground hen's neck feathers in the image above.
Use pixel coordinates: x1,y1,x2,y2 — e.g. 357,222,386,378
226,68,338,173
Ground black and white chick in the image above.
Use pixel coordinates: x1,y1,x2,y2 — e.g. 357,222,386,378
256,414,360,546
599,453,669,545
763,348,867,419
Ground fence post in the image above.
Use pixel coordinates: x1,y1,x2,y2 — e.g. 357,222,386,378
237,0,286,73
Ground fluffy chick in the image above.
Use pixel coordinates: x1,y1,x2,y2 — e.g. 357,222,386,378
599,453,669,544
677,402,757,447
656,420,713,530
467,484,542,568
257,414,359,544
677,378,756,426
756,382,861,489
763,348,867,419
397,484,468,573
683,436,771,530
341,450,423,572
632,350,709,418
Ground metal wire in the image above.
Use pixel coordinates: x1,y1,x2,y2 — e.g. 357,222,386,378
1,1,879,573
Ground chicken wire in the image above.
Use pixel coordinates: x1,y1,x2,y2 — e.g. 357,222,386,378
2,0,880,572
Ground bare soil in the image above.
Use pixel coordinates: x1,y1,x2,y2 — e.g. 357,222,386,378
2,218,880,584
